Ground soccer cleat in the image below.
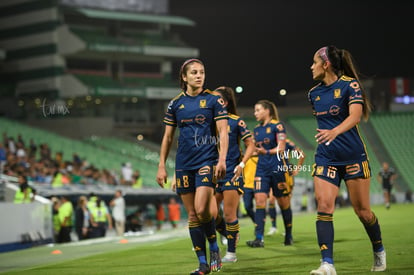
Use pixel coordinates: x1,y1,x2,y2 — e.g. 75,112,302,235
210,250,222,272
310,261,337,275
222,252,237,263
284,236,294,246
246,239,264,248
371,250,386,271
190,263,210,275
266,227,278,236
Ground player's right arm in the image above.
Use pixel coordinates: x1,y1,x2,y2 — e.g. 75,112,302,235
157,125,176,188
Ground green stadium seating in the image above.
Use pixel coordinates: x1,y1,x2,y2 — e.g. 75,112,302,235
370,112,414,192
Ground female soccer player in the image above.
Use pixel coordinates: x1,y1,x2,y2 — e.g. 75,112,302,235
308,45,386,274
156,59,229,275
266,139,305,238
246,100,292,247
212,86,256,263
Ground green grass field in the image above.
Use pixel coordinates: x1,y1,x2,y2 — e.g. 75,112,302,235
1,204,414,274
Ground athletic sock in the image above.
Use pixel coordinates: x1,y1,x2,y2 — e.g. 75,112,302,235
226,219,240,253
255,206,266,240
281,206,292,238
215,214,227,237
201,216,219,252
316,212,334,264
268,202,277,228
361,212,384,252
189,220,207,264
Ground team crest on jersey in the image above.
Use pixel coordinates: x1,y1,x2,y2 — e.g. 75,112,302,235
316,166,324,176
266,127,271,134
315,96,321,101
199,99,207,108
334,89,342,98
179,104,185,109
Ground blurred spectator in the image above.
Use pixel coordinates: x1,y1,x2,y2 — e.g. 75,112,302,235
51,197,61,241
16,141,26,160
40,143,51,161
52,170,64,187
14,174,36,203
155,201,165,231
28,139,37,159
0,143,6,173
7,137,16,154
301,191,308,212
89,197,113,238
126,209,144,232
57,196,73,243
17,134,25,147
75,196,91,241
132,170,143,188
168,197,181,229
121,162,133,186
55,151,64,169
405,189,412,203
110,190,126,236
72,153,82,167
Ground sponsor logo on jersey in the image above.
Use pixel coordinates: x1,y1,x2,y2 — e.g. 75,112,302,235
315,96,321,101
329,105,340,115
195,114,206,124
179,104,185,109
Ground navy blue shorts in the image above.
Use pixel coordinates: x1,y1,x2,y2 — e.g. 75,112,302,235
312,160,371,187
175,165,215,194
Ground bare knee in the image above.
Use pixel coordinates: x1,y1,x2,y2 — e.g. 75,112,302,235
355,208,373,223
316,197,335,213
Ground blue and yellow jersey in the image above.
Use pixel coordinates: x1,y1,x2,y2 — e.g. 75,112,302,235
254,119,286,175
308,75,367,165
226,113,252,173
163,89,228,170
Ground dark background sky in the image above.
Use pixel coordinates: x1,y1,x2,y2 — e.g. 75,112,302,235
169,0,413,107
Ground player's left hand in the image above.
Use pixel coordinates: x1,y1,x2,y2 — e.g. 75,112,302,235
315,128,338,145
215,161,226,180
231,165,242,182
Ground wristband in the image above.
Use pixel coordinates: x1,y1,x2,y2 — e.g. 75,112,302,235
238,161,245,169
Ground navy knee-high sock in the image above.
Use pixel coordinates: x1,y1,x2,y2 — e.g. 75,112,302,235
215,214,227,238
226,219,240,253
361,212,384,252
255,206,266,240
268,202,277,228
201,217,219,252
316,212,334,264
189,220,207,265
281,206,292,238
